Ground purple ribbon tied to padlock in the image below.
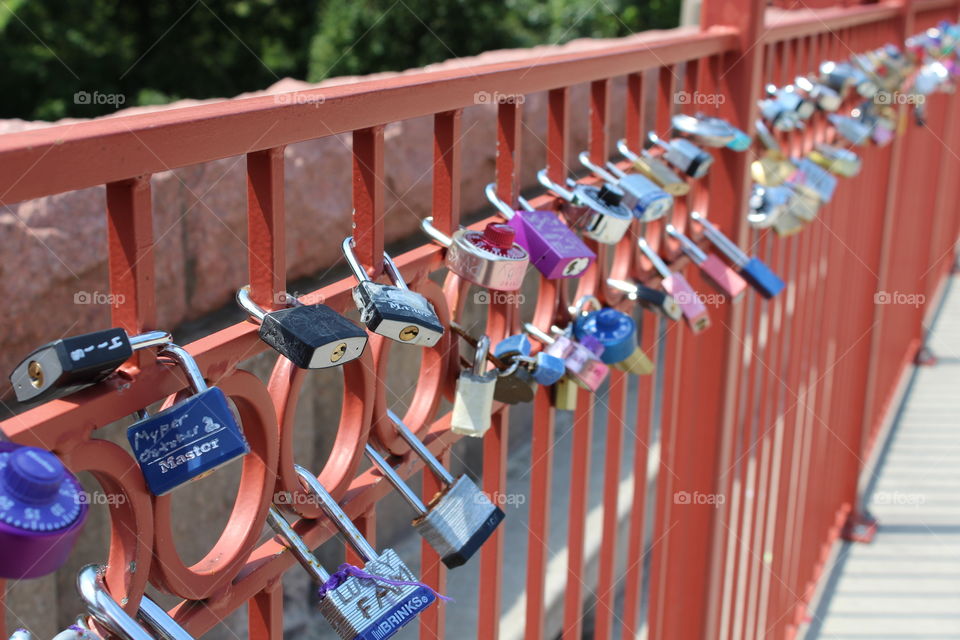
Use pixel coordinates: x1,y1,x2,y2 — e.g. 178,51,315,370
317,563,453,602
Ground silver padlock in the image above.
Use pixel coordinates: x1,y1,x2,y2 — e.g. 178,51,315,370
76,564,194,640
794,75,842,112
536,170,634,245
341,237,444,347
450,335,497,438
578,152,673,223
648,132,714,178
420,217,529,291
748,184,804,236
808,143,862,177
268,465,436,639
364,410,505,568
670,113,752,151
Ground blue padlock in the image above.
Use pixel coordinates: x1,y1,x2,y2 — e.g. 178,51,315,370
493,334,532,360
691,212,785,299
529,352,566,385
573,308,654,375
127,344,249,496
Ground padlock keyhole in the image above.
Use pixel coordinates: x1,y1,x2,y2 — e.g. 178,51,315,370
399,326,420,341
330,342,348,362
27,361,44,389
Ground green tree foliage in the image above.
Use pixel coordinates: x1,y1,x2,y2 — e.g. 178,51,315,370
0,0,679,121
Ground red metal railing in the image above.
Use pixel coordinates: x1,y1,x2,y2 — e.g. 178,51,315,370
2,0,959,638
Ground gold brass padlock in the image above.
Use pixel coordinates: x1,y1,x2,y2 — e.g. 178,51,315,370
553,376,580,411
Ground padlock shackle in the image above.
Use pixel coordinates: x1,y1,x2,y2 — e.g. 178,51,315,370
364,444,429,516
647,132,670,152
266,506,332,583
569,295,603,320
665,224,707,265
236,285,267,322
473,335,491,377
128,330,173,352
690,212,748,265
76,565,157,640
294,465,380,562
386,409,456,486
578,151,619,184
606,278,639,297
536,169,575,202
637,238,672,279
484,183,516,220
158,344,208,394
605,161,628,180
341,237,411,291
522,323,555,346
516,195,535,212
137,594,195,640
616,138,642,163
420,217,454,249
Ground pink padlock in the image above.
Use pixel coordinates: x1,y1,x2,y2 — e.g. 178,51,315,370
638,238,711,334
666,224,747,302
524,324,609,392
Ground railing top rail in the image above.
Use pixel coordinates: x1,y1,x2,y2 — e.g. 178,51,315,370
0,26,737,205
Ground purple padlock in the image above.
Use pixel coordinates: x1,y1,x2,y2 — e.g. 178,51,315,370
0,442,88,579
486,183,596,280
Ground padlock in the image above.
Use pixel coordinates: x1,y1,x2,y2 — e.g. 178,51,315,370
126,344,249,496
665,224,747,302
552,376,581,411
766,84,816,121
648,132,714,178
792,157,838,203
493,357,537,405
537,170,634,245
525,352,567,386
807,143,862,177
269,465,437,639
750,120,800,188
76,564,194,640
572,308,654,375
365,409,505,568
9,329,171,404
523,323,609,392
671,113,752,151
578,152,673,223
794,75,842,112
0,443,87,579
828,113,872,146
421,217,529,291
606,278,683,321
637,238,710,333
748,185,804,237
616,139,690,196
860,103,897,146
758,97,801,132
690,212,785,299
492,334,532,360
342,238,444,347
236,286,367,369
450,335,497,438
819,60,855,97
485,184,596,280
782,171,823,223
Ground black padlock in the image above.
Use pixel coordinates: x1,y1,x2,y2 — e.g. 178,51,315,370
236,286,367,369
9,329,171,403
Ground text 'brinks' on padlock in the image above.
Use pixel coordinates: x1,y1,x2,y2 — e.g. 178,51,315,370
9,328,171,404
268,465,437,639
420,217,529,291
648,132,714,179
578,152,674,223
237,286,367,369
690,212,785,299
76,564,195,640
450,335,497,438
126,344,249,496
0,443,88,580
485,184,596,280
666,224,748,302
637,238,711,333
606,278,683,321
366,409,505,568
537,170,634,245
342,237,444,347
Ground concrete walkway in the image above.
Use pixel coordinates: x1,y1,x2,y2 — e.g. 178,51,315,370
807,277,960,639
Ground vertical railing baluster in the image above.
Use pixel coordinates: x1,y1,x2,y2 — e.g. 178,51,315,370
432,110,463,236
249,584,283,640
247,147,286,307
419,450,449,639
107,175,157,367
625,72,644,151
496,101,523,204
561,387,594,640
352,126,386,277
547,87,570,183
478,409,508,640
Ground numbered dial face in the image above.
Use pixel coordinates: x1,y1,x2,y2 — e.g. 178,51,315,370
0,447,84,532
